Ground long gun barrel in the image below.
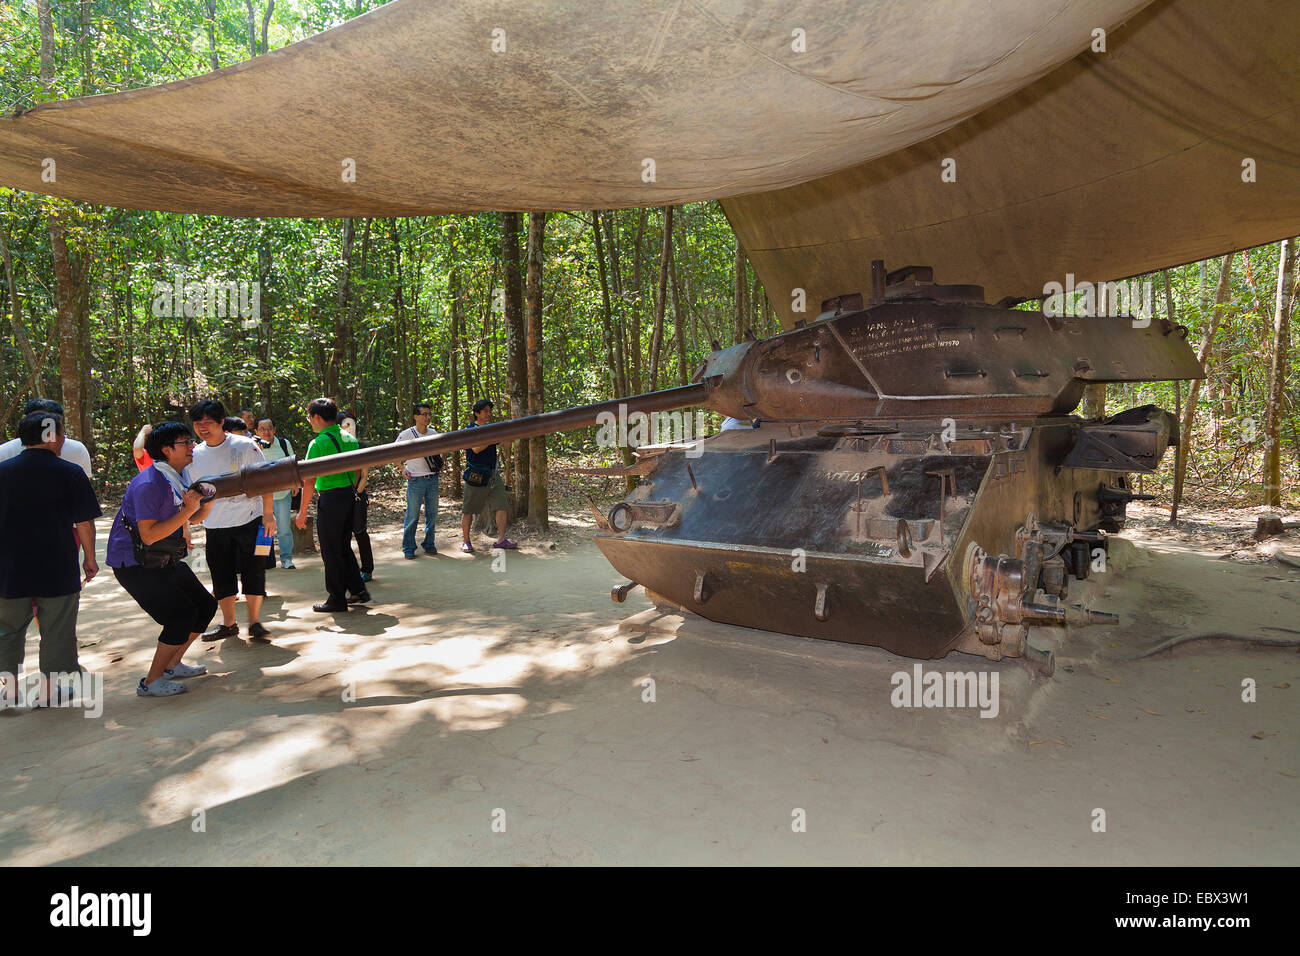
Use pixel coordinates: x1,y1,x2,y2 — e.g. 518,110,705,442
196,382,714,500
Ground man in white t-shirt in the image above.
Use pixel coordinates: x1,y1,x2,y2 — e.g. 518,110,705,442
395,401,443,558
0,399,92,478
183,399,275,641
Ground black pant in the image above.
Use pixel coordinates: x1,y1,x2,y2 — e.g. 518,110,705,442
317,488,364,604
114,562,219,646
351,491,373,574
206,517,265,600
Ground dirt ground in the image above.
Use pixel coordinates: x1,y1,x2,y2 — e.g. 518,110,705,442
1,500,1296,866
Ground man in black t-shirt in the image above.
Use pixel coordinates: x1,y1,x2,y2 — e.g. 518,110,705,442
0,412,102,710
459,399,517,553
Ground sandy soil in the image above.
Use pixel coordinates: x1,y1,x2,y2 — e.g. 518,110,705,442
1,502,1296,866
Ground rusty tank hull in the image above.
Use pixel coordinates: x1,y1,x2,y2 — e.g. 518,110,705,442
593,411,1161,667
196,263,1200,672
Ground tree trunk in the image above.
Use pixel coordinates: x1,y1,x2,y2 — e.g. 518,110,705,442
79,0,93,94
1079,384,1106,419
37,0,54,89
647,206,673,389
448,265,463,498
734,243,749,343
600,211,630,400
594,212,636,488
48,210,84,440
1264,237,1297,508
526,212,548,531
0,227,38,377
1172,252,1235,517
325,217,354,400
629,209,647,394
349,218,372,412
257,224,273,413
203,0,221,70
243,1,258,58
502,212,530,513
261,0,274,55
669,236,689,387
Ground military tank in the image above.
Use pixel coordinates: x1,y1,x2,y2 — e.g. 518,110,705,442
200,262,1202,673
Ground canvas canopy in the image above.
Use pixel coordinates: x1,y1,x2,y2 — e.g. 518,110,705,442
1,0,1297,322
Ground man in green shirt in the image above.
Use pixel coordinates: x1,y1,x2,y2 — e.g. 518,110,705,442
295,397,370,612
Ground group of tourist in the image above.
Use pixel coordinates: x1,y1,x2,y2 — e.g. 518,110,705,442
0,393,517,707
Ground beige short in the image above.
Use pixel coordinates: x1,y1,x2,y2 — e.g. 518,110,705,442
462,472,508,516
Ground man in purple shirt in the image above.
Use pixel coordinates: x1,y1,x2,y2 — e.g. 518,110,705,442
107,421,218,698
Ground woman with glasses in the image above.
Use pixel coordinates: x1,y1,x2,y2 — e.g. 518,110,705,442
106,421,219,698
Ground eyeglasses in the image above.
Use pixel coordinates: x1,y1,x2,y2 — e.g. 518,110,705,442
169,439,196,447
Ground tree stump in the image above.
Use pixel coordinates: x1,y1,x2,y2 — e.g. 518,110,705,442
1255,516,1286,540
293,515,318,552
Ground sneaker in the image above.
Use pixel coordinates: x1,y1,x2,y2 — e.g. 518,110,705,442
248,622,270,640
202,623,239,641
493,539,519,550
403,553,417,560
312,601,349,613
348,590,372,605
423,547,439,556
281,559,296,570
164,662,208,679
361,571,372,582
137,676,188,697
460,541,475,554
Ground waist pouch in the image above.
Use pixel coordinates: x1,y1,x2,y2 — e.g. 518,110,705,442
124,517,187,569
464,463,493,487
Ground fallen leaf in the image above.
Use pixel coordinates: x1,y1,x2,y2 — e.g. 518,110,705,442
110,656,123,663
821,737,828,743
1105,677,1123,684
1029,740,1044,746
1088,713,1109,720
1251,732,1270,740
1140,708,1163,716
1279,772,1298,779
1185,705,1196,712
1052,738,1071,746
1275,682,1291,689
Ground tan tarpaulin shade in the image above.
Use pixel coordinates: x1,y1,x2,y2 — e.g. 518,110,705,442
1,0,1297,321
724,0,1300,320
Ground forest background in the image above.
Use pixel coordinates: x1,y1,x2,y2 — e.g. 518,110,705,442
2,0,1296,529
